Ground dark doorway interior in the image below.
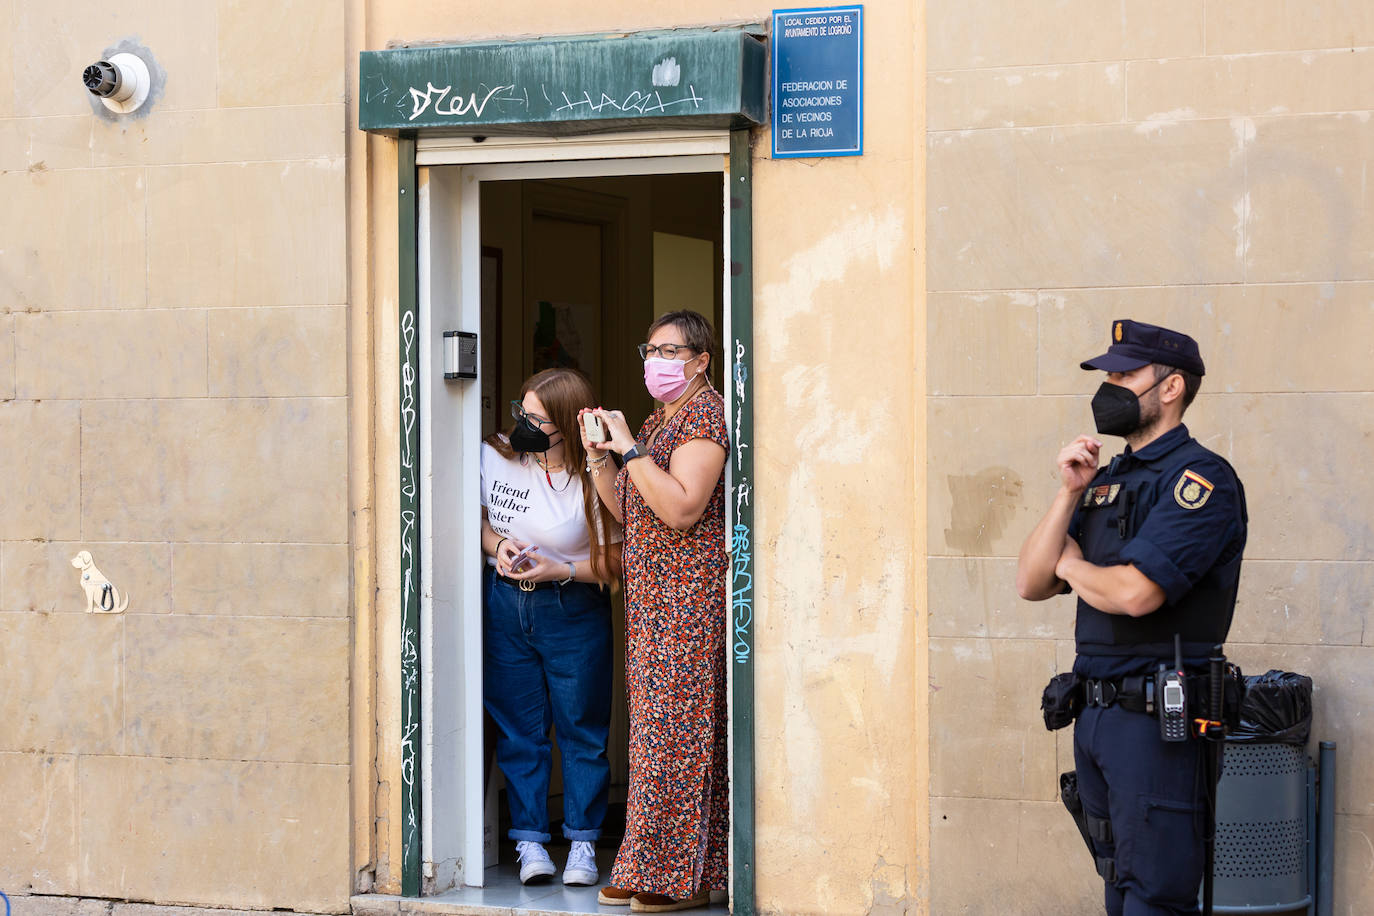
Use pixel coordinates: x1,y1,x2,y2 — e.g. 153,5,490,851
473,172,726,911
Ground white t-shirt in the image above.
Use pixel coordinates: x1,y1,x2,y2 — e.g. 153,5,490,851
480,441,617,567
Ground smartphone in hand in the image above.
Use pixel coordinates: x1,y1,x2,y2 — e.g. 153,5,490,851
583,412,607,443
509,544,538,573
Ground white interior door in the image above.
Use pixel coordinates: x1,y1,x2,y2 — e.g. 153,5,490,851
419,164,486,890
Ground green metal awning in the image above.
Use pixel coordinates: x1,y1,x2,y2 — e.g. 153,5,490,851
359,28,767,135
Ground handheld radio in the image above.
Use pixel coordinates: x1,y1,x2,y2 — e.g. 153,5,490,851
1156,634,1189,742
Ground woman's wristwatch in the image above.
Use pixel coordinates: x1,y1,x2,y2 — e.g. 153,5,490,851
559,561,576,586
622,443,645,462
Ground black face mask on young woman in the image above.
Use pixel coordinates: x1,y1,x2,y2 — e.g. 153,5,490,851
1090,374,1169,437
510,415,556,453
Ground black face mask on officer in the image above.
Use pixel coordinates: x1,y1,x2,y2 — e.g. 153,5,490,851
1090,372,1171,437
509,415,560,453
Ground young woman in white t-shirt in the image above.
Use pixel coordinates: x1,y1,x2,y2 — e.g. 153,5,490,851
479,367,621,888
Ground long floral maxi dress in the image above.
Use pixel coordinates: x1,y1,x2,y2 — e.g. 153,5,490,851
609,387,730,898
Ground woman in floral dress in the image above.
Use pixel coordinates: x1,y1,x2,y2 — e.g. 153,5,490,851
580,310,729,913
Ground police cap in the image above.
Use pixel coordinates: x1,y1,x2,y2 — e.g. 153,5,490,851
1080,319,1206,377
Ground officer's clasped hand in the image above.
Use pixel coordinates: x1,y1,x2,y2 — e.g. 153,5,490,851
1057,435,1103,494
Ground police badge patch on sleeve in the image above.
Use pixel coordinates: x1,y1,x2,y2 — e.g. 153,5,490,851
1174,469,1215,509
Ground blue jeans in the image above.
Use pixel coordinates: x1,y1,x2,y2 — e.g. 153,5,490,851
483,566,612,843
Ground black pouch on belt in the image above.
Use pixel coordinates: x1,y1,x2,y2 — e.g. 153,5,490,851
1042,672,1082,731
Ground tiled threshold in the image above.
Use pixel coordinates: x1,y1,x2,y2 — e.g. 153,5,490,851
352,858,728,916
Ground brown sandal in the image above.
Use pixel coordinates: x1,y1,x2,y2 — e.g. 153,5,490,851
598,885,638,906
629,891,710,913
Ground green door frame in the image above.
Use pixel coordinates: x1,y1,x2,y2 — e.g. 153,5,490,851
394,134,757,909
726,128,756,914
396,134,422,899
380,29,763,900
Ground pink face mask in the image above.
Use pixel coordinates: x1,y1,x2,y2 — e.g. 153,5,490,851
644,357,697,402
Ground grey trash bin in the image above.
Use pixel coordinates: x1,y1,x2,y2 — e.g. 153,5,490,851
1212,742,1315,914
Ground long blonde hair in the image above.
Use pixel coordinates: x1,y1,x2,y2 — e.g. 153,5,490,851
485,368,617,583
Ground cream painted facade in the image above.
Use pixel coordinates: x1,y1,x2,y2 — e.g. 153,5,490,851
2,1,1372,915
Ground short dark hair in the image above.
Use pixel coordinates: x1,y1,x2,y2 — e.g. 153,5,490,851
1153,363,1202,410
646,309,717,383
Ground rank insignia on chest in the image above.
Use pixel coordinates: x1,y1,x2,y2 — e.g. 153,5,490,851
1083,483,1122,507
1174,469,1215,510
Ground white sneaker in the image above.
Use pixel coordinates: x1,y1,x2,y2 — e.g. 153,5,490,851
562,839,599,886
516,840,556,884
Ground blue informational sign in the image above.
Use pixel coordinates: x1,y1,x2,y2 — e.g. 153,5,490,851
771,5,863,158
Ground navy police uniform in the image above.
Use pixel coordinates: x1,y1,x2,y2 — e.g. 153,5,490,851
1067,322,1247,916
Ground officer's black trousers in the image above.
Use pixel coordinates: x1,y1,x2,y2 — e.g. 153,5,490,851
1074,703,1207,916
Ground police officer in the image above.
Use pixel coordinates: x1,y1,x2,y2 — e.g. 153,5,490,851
1016,320,1247,916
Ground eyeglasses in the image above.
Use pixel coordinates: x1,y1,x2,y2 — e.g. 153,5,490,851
510,400,554,428
638,342,696,360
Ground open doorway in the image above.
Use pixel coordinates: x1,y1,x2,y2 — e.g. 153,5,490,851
481,172,726,903
415,151,735,914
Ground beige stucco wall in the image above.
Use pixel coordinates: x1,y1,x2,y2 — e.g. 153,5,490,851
1,1,353,911
358,2,928,913
927,2,1374,913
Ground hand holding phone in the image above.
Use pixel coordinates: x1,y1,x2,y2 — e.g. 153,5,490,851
509,543,539,573
583,411,607,443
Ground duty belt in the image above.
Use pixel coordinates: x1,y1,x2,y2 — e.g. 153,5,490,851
1080,676,1153,714
1082,674,1217,714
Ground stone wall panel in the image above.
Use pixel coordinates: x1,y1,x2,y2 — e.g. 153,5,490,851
928,0,1201,70
929,395,1083,558
927,557,1073,639
0,0,12,118
929,63,1124,132
0,116,93,172
1247,114,1374,283
0,612,122,754
1335,813,1374,906
0,752,79,894
1196,393,1374,562
123,616,349,764
170,543,350,617
80,398,348,543
930,797,1101,914
930,638,1058,800
16,310,208,400
930,121,1245,291
217,0,346,108
146,160,346,308
0,401,82,540
78,755,350,910
1205,0,1374,55
928,292,1038,396
208,306,347,397
91,105,346,168
0,313,14,400
926,129,1021,292
0,169,147,312
1128,49,1374,122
